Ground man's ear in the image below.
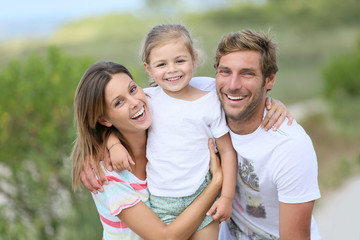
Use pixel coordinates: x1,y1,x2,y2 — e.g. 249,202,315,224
98,117,112,127
265,74,276,91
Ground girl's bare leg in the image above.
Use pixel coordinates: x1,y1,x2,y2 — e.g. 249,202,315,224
189,220,219,240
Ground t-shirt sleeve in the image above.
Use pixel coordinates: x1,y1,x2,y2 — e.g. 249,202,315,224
208,93,229,138
190,76,216,92
95,173,142,216
273,135,321,203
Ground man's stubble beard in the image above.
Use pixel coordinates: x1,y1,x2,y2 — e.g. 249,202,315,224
221,87,265,123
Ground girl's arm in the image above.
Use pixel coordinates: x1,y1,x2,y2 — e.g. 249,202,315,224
208,133,237,222
262,97,294,131
118,139,222,240
106,133,135,172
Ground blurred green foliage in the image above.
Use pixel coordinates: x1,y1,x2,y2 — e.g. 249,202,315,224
0,47,105,239
322,35,360,135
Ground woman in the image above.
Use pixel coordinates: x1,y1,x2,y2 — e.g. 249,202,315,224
71,61,223,240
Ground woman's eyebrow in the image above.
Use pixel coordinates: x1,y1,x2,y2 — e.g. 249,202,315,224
110,80,134,104
128,80,134,90
111,95,121,104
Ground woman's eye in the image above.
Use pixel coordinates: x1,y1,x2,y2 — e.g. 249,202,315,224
130,85,137,94
115,100,123,107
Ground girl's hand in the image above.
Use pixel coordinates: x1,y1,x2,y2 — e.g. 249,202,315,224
262,97,294,131
109,143,135,172
207,195,233,222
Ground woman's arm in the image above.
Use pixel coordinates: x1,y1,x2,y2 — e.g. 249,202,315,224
118,139,222,240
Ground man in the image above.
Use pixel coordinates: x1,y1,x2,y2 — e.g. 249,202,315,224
213,29,321,239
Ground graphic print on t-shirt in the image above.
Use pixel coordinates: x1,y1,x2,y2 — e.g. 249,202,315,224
238,158,266,218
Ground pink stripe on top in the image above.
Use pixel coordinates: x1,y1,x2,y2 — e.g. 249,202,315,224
130,183,147,191
100,214,128,229
96,176,126,187
110,198,140,216
107,176,126,183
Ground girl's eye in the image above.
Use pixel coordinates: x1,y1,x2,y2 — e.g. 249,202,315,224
177,59,185,63
156,63,165,67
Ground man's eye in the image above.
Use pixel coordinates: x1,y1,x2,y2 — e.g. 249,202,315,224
219,70,230,75
242,72,255,77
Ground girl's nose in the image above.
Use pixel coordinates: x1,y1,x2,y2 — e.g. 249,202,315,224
167,63,176,73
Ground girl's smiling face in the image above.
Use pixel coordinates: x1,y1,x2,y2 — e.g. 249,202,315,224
144,40,197,98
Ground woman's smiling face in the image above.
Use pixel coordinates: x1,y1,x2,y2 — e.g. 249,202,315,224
99,72,152,134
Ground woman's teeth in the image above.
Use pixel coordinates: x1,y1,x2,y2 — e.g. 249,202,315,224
132,107,145,119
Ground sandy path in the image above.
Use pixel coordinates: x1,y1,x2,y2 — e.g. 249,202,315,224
314,175,360,239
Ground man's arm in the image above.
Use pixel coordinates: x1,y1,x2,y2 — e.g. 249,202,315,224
279,200,315,240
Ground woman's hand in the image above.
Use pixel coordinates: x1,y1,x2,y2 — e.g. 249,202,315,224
208,139,223,186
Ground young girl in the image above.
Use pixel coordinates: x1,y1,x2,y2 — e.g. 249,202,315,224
108,24,237,239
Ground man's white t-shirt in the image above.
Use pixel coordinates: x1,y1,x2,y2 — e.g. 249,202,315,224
144,82,229,197
190,77,321,240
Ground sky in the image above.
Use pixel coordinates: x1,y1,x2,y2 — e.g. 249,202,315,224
0,0,232,41
0,0,143,40
0,0,142,21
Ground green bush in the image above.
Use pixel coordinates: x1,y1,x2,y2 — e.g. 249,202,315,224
322,36,360,135
0,47,104,239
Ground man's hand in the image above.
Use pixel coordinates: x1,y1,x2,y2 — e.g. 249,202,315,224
80,153,110,194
